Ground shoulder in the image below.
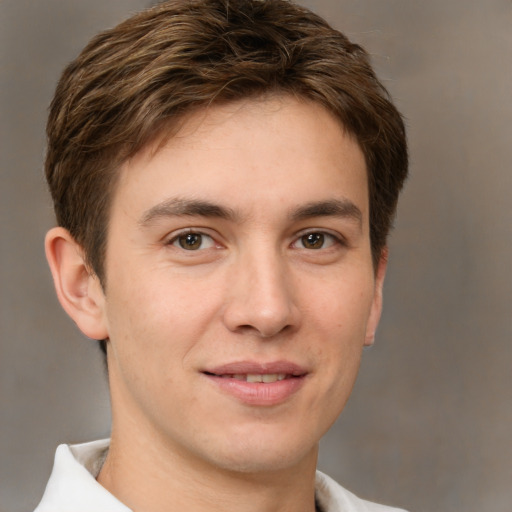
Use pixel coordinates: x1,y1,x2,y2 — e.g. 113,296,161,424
315,471,409,512
33,440,130,512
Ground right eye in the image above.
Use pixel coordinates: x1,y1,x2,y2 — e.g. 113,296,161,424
292,231,341,250
170,232,216,251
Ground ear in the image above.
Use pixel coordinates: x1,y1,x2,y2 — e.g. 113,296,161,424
364,247,388,347
45,227,109,340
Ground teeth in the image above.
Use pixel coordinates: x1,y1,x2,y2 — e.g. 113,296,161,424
214,373,290,382
245,374,287,383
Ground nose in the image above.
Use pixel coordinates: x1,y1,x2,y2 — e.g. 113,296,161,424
222,248,300,338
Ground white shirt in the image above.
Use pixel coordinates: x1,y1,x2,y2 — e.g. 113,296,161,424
34,439,408,512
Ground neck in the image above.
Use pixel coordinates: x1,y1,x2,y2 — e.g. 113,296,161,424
98,427,318,512
99,358,320,512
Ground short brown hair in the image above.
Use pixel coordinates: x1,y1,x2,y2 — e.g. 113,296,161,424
46,0,407,285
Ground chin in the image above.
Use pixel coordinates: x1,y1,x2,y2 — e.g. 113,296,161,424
198,431,319,475
212,451,314,475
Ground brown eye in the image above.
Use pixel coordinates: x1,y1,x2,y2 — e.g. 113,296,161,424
295,232,340,250
179,233,202,250
172,232,214,250
301,232,325,249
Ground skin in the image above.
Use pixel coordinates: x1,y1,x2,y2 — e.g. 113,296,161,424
46,95,386,512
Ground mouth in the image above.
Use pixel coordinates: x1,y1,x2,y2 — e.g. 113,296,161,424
202,360,307,381
201,362,308,405
203,372,299,383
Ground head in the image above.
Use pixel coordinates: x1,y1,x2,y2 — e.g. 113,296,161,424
44,0,408,478
46,0,407,288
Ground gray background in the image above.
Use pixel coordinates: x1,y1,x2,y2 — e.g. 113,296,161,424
1,1,511,511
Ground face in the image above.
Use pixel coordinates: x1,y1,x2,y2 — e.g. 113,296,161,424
97,96,385,474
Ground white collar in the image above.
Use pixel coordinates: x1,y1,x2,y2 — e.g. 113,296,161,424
34,439,406,512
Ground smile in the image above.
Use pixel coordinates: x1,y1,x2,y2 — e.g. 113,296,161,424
202,362,308,406
208,373,292,383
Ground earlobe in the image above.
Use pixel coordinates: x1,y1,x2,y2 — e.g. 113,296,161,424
364,248,388,346
45,227,109,341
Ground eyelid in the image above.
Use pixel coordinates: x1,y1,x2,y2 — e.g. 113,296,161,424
291,228,348,249
165,227,222,249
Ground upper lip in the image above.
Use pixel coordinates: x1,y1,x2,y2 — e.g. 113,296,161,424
203,360,308,376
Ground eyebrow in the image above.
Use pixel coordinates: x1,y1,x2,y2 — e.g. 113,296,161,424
139,197,363,229
139,197,239,226
290,199,363,228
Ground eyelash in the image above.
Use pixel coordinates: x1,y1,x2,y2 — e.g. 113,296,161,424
166,228,346,252
292,230,347,251
167,229,218,251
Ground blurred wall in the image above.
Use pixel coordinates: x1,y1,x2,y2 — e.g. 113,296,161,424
1,1,511,511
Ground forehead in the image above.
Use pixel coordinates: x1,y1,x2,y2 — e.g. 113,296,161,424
114,95,368,223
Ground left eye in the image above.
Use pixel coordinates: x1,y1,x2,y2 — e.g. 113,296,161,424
295,232,338,250
171,232,215,251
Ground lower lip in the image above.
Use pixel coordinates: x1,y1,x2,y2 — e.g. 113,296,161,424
204,375,306,406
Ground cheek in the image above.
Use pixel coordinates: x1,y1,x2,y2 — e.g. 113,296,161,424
103,279,188,419
307,270,375,339
305,271,375,384
103,265,223,367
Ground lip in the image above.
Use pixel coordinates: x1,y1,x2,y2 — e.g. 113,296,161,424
202,360,308,406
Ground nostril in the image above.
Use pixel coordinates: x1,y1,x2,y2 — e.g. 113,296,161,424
221,280,299,337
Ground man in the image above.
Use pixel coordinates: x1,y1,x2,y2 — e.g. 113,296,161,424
35,0,408,511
